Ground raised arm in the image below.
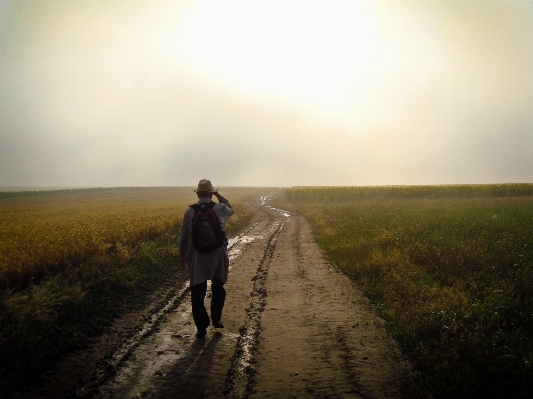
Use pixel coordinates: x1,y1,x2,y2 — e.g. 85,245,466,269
213,191,234,219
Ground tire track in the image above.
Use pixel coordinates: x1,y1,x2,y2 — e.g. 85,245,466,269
72,205,285,398
74,280,191,398
250,211,413,399
223,213,289,399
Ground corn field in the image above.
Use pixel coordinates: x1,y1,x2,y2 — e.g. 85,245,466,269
285,183,533,204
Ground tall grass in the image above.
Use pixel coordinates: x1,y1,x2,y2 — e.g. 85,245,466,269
282,185,533,399
0,187,272,392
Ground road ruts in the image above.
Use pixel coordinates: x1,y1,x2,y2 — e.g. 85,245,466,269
72,204,290,399
222,210,287,398
248,210,412,399
72,202,412,399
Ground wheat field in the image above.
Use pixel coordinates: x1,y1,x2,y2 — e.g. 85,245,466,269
0,187,269,291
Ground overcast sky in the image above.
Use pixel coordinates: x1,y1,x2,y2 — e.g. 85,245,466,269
1,1,532,188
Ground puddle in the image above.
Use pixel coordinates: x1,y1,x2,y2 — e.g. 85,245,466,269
229,234,264,262
259,195,273,205
266,205,291,218
228,234,262,249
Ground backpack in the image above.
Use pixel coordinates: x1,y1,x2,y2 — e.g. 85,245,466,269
190,201,225,253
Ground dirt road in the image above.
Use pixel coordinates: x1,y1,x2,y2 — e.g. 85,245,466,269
23,201,412,398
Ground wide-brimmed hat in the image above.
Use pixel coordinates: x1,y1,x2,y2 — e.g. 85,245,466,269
193,179,219,193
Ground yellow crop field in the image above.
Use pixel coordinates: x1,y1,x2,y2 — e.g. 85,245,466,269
1,188,183,290
0,187,269,291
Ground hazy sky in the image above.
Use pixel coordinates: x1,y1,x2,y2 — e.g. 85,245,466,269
1,1,533,188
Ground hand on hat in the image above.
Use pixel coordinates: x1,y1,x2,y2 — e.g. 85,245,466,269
213,191,230,205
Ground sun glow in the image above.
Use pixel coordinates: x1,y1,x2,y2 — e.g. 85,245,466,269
4,0,533,187
159,2,386,126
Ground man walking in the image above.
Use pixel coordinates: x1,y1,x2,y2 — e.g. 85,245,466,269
179,179,234,338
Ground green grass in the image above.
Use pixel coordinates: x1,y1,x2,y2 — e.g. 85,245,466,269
279,185,533,399
0,187,273,392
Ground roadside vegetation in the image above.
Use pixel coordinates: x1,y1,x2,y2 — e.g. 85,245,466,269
280,184,533,398
0,187,272,392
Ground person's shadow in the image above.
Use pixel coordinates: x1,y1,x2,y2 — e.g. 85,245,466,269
153,332,223,399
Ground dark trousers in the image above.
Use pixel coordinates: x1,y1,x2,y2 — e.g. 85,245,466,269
190,277,226,329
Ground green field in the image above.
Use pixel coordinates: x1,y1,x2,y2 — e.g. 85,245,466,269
0,186,274,391
279,184,533,398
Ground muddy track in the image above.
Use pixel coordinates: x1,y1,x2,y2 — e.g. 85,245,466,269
74,215,270,398
19,201,413,399
223,211,287,398
64,204,289,399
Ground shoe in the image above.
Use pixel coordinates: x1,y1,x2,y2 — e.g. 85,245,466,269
196,328,207,338
212,320,224,329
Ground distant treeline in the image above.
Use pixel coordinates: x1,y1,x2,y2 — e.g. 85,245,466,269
285,184,533,203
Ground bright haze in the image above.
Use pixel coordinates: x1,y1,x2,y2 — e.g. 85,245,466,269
1,1,532,188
